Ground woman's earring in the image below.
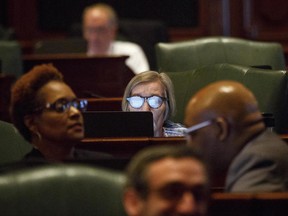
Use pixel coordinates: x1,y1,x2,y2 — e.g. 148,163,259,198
35,131,42,141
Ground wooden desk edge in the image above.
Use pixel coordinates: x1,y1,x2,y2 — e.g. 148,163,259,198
212,192,288,200
81,136,186,144
23,53,129,60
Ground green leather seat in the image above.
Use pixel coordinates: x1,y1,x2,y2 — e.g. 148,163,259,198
0,164,127,216
156,36,286,72
0,40,23,77
166,63,288,134
0,120,32,165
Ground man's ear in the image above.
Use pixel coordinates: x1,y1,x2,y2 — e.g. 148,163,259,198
123,188,144,216
215,117,229,141
24,115,38,134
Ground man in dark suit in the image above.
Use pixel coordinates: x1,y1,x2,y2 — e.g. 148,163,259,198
184,80,288,192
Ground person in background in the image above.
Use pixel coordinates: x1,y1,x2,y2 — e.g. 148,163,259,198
184,80,288,192
10,64,109,162
122,71,186,137
82,3,149,74
123,145,209,216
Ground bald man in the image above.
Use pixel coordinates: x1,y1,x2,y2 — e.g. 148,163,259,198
184,80,288,192
82,3,149,74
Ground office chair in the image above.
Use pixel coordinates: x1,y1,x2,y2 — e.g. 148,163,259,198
0,120,32,166
166,63,288,134
0,163,127,216
156,36,286,72
0,25,15,40
0,40,23,77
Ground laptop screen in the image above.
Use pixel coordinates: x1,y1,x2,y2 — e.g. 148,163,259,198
83,111,154,138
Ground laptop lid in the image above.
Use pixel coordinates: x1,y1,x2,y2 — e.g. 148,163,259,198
83,111,154,138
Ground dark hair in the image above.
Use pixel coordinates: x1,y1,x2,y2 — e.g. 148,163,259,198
10,64,64,142
125,145,206,198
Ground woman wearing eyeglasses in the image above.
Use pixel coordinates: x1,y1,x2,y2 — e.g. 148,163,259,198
10,64,109,161
122,71,186,137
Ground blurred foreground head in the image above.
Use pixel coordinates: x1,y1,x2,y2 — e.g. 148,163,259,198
123,145,209,216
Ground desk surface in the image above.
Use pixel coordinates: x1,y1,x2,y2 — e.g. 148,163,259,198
280,134,288,143
78,137,186,158
210,192,288,216
78,134,288,158
77,134,288,189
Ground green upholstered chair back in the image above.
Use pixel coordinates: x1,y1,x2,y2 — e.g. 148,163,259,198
0,120,32,165
156,36,286,72
0,164,127,216
0,40,23,77
166,63,288,134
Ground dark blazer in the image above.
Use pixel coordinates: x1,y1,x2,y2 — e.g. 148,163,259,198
226,130,288,192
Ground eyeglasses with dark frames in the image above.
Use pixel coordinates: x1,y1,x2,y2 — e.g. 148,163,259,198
35,98,88,113
153,182,208,202
127,95,167,109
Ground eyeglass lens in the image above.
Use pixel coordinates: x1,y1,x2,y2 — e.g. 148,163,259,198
156,182,207,202
127,96,165,109
47,99,88,113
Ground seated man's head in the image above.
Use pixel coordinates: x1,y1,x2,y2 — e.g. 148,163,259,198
184,80,265,171
82,3,118,54
122,71,176,137
123,145,209,216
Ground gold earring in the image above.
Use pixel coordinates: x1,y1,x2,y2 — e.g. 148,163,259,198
35,131,42,141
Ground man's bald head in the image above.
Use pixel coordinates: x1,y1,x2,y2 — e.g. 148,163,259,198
184,81,265,171
185,81,262,128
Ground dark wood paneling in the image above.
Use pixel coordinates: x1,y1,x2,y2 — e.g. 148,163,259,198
6,0,212,42
0,0,8,26
23,54,134,98
86,98,122,111
6,0,288,61
243,0,288,43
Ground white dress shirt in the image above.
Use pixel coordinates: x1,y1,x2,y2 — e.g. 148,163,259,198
107,41,149,74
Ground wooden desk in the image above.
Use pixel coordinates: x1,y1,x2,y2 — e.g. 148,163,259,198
280,134,288,143
210,192,288,216
78,134,288,158
76,134,288,189
77,137,186,158
23,54,135,98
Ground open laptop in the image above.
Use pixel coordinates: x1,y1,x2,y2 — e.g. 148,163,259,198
83,111,154,138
